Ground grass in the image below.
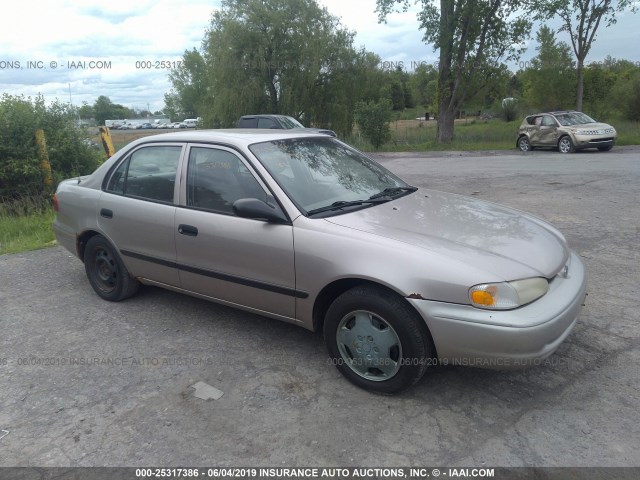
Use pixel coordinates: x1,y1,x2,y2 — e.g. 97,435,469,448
0,195,56,255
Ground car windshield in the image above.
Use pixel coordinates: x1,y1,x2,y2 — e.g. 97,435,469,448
250,137,412,216
555,112,596,126
279,116,305,129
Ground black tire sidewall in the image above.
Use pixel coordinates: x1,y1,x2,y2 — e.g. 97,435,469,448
324,286,432,394
84,235,130,301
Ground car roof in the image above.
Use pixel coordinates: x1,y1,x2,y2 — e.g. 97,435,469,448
129,129,327,148
239,114,292,119
528,110,579,117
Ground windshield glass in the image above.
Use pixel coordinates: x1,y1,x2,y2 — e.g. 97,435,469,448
555,112,596,126
279,116,305,129
250,137,411,216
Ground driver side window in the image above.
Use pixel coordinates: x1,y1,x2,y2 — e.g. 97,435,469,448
186,147,266,215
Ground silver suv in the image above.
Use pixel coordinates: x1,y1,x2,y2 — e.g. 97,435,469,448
517,111,616,153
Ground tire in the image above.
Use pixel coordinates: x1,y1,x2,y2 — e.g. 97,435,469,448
517,136,532,152
324,285,434,394
598,145,613,152
558,135,575,153
84,235,139,301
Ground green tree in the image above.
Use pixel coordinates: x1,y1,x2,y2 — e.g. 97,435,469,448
198,0,359,132
528,0,638,111
610,70,640,121
520,26,575,111
583,57,638,118
354,99,393,149
376,1,531,143
92,96,134,125
409,63,439,109
78,102,94,120
164,48,208,121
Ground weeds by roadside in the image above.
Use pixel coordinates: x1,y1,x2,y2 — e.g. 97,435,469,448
0,193,56,255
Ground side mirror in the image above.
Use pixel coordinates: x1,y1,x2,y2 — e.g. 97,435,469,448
233,198,288,223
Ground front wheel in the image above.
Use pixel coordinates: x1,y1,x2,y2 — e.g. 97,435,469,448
598,145,613,152
558,135,575,153
84,235,139,301
324,285,434,394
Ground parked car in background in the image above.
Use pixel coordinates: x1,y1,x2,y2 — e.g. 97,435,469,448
53,130,586,393
182,118,199,128
237,114,336,137
517,111,616,153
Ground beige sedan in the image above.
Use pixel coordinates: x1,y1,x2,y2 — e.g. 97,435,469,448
53,130,587,393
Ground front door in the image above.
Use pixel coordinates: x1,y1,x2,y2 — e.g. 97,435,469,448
174,144,296,319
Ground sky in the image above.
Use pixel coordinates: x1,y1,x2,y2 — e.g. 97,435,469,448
1,0,639,115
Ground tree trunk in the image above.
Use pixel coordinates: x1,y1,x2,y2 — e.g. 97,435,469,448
436,0,455,143
576,60,584,111
437,105,456,143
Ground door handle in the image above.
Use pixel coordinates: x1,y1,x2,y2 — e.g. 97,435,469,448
178,224,198,236
100,208,113,219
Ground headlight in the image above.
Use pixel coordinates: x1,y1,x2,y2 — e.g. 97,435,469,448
469,278,549,310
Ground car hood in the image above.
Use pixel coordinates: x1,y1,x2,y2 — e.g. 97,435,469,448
567,122,614,131
325,189,569,280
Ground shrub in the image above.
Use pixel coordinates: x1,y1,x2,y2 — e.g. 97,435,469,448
501,97,519,122
354,99,393,149
0,94,103,199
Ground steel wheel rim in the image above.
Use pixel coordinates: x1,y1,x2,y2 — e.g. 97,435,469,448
519,138,530,151
94,247,117,293
336,310,402,381
559,138,571,153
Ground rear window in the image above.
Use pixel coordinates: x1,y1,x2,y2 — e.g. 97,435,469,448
105,145,182,203
238,117,257,128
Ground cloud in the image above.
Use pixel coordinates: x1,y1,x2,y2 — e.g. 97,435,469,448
1,0,639,112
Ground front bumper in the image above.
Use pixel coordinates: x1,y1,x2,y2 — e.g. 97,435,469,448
573,133,616,149
409,251,587,368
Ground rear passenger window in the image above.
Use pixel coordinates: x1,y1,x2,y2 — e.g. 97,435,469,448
106,146,182,203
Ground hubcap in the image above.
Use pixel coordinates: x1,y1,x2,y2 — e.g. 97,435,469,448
94,248,117,292
336,310,402,381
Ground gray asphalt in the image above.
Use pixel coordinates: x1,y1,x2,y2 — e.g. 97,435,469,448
1,147,639,467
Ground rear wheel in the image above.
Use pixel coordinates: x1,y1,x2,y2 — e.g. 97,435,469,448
598,145,613,152
517,136,532,152
324,285,434,394
84,235,139,301
558,135,575,153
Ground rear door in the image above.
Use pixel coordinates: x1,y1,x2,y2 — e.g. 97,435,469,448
538,115,560,146
98,143,184,287
528,116,543,145
174,144,297,319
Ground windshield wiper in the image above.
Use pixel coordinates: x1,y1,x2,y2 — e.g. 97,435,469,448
307,198,390,216
369,186,417,200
